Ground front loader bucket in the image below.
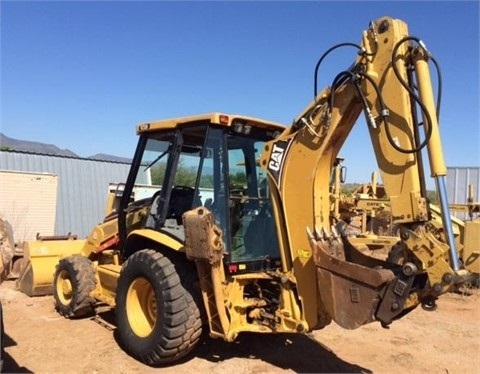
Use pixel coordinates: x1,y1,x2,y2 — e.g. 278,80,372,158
16,238,86,296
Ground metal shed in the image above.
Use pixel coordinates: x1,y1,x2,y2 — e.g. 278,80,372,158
446,166,480,220
0,150,131,238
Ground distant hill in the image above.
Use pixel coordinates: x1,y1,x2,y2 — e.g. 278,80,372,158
0,132,79,157
0,133,131,163
87,153,132,164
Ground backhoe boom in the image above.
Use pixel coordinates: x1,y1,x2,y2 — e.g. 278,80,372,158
261,16,468,329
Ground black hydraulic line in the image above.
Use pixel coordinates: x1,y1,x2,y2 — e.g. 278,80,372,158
356,73,391,128
398,37,442,121
391,38,442,121
328,70,355,113
388,36,434,153
314,43,362,98
322,37,441,155
327,70,389,130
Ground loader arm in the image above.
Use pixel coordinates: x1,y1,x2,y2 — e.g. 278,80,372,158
261,16,469,329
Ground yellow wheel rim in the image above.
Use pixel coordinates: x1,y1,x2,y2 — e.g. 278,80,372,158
126,277,157,337
56,269,73,305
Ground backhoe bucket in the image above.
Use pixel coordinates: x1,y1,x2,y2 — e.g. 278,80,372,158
308,227,412,329
313,241,396,329
16,238,86,296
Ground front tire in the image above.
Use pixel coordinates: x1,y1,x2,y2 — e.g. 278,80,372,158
115,249,202,366
53,255,96,318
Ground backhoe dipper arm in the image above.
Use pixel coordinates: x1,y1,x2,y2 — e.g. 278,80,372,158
261,16,468,330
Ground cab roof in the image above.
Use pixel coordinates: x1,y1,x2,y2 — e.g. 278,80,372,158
136,112,286,134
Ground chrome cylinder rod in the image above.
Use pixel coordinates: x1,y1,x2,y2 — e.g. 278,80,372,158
435,175,461,271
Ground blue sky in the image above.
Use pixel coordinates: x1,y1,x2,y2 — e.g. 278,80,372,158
1,1,479,184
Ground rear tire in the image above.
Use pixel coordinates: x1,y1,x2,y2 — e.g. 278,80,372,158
115,249,202,366
53,255,96,318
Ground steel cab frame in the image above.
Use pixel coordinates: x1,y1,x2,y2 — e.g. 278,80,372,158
117,113,286,274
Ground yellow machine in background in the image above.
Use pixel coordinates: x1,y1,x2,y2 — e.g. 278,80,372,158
430,185,480,278
15,16,472,366
329,161,480,280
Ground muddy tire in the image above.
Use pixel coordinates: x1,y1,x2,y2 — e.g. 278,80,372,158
53,255,96,318
115,249,202,366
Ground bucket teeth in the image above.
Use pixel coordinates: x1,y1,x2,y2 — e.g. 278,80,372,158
314,226,323,241
308,225,343,245
307,227,315,242
322,226,331,240
331,225,342,243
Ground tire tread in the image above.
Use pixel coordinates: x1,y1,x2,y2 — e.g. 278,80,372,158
116,249,202,365
53,255,96,318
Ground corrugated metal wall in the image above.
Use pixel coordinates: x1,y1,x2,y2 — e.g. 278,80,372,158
1,150,477,237
0,151,131,238
447,167,480,220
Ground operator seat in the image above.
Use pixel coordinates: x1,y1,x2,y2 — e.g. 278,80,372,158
168,186,200,225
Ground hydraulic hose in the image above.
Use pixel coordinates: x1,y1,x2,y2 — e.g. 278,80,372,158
312,35,442,155
389,36,439,154
314,43,362,98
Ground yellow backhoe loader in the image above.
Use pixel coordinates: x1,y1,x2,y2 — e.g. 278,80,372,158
16,16,472,366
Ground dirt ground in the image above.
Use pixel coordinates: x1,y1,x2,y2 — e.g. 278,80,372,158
0,279,479,374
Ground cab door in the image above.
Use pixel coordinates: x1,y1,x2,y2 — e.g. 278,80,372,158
118,124,210,252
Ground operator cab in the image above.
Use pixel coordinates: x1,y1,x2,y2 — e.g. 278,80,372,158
119,114,283,274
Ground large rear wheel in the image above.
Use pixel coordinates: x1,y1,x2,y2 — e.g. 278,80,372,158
53,255,96,318
115,249,202,366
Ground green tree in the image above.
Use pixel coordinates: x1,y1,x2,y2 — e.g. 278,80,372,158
174,165,197,186
426,190,439,205
150,162,167,185
230,172,247,188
